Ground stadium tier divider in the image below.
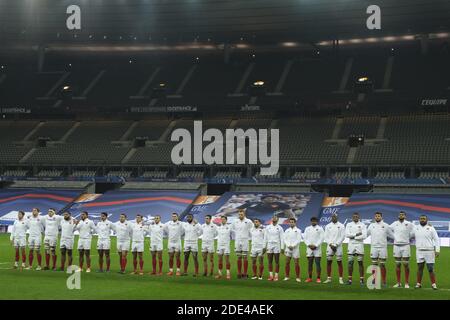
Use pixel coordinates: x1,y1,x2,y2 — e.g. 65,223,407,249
120,182,203,190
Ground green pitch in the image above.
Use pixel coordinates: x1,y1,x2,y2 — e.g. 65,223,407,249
0,234,449,300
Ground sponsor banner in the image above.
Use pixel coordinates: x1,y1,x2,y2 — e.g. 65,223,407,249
319,197,349,226
241,105,261,111
0,107,31,114
0,189,83,225
189,192,324,229
130,106,197,113
338,194,450,234
68,190,199,223
420,98,448,106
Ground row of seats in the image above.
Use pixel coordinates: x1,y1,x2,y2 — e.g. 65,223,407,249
2,49,449,109
1,168,449,180
1,114,450,165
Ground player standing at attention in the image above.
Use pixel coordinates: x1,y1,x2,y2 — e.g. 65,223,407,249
215,216,232,279
283,217,302,283
181,213,203,277
10,211,29,269
390,211,413,288
113,213,133,274
148,215,164,275
59,212,76,271
231,209,252,278
250,218,265,280
323,213,345,284
304,217,324,283
96,212,114,273
201,215,218,276
75,211,96,272
411,215,440,290
42,208,63,270
367,212,394,287
164,213,184,276
264,215,284,281
130,214,148,275
26,208,44,270
345,212,367,286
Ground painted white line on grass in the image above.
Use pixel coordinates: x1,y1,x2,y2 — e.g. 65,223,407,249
422,288,450,291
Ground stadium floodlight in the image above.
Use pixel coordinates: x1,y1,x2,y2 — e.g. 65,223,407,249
250,80,266,96
355,76,373,93
348,134,365,147
152,83,167,98
281,42,299,47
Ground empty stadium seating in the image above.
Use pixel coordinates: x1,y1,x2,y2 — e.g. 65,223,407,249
375,171,406,179
107,170,133,178
36,169,63,177
177,170,204,179
0,113,448,174
214,170,242,179
70,170,97,178
2,46,449,114
141,170,168,179
291,171,322,179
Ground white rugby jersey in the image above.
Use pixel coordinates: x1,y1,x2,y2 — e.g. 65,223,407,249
60,219,76,240
345,221,367,244
10,218,29,240
250,226,266,248
201,223,218,242
182,222,203,241
42,215,63,238
324,222,345,246
27,215,44,238
367,221,393,247
390,220,413,245
303,225,324,248
216,224,232,246
96,220,114,241
148,222,165,245
75,218,96,240
284,226,302,248
231,218,252,241
113,221,133,241
131,222,148,242
412,224,440,252
264,224,284,247
164,220,184,243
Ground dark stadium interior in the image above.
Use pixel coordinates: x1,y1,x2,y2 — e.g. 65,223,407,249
0,0,449,192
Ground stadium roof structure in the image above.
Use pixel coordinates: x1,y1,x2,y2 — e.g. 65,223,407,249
1,0,449,51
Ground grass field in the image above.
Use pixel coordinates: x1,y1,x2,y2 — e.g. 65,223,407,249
0,234,449,300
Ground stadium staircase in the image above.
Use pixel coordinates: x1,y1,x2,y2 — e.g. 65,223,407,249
119,121,139,141
130,67,161,99
334,57,353,93
60,122,81,142
23,122,45,142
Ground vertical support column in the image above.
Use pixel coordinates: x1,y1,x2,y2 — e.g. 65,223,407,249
37,45,46,73
224,43,231,64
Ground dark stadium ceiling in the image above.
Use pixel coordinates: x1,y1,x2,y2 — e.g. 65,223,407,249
0,0,450,51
